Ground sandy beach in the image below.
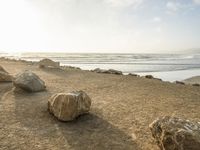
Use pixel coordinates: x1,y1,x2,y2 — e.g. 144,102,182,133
0,58,200,150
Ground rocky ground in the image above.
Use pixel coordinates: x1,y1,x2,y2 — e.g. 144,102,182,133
0,58,200,150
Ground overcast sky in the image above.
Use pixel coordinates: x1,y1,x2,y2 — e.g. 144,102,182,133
0,0,200,53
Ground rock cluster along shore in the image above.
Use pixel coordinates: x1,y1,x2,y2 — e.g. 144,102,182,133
92,68,123,75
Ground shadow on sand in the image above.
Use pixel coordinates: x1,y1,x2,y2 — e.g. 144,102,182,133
12,89,139,150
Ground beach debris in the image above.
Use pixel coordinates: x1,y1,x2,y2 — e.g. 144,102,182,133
38,58,60,68
48,91,91,121
149,116,200,150
145,75,154,79
13,70,46,92
92,68,122,75
0,65,13,82
175,81,185,85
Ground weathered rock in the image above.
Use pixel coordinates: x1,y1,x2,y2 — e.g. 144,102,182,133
145,75,154,79
13,70,46,92
149,116,200,150
38,58,60,68
0,66,12,82
48,91,91,121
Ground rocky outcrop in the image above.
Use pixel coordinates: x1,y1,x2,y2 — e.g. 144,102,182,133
38,58,60,68
13,70,46,92
0,66,12,82
149,116,200,150
48,91,91,121
92,68,122,75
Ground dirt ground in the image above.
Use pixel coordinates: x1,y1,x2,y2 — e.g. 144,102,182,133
0,58,200,150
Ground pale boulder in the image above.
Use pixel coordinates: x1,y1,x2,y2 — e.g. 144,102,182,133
149,116,200,150
13,70,46,92
48,91,91,121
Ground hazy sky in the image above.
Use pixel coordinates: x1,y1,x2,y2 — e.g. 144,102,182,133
0,0,200,53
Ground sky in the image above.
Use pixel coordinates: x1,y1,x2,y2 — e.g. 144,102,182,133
0,0,200,53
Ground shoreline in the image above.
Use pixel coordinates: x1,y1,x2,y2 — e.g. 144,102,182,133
1,56,200,84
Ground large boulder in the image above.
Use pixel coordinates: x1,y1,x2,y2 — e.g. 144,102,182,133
0,66,12,82
13,70,46,92
48,91,92,121
38,58,60,68
149,116,200,150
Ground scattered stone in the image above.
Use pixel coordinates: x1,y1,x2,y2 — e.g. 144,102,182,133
149,116,200,150
107,69,123,75
128,73,139,77
92,68,122,75
192,83,200,87
175,81,185,85
0,66,12,82
48,91,92,121
145,75,154,79
13,70,46,92
38,58,60,68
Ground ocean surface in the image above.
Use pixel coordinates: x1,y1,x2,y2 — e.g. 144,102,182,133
1,52,200,81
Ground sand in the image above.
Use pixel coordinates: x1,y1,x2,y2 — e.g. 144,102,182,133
0,58,200,150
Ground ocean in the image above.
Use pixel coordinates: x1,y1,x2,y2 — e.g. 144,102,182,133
1,52,200,81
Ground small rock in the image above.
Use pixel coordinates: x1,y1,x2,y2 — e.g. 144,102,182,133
93,68,122,75
38,58,60,68
175,81,185,85
145,75,154,79
128,73,139,77
48,91,91,121
149,116,200,150
13,70,46,92
192,83,200,87
107,69,122,75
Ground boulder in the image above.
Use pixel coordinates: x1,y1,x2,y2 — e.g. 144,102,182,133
13,70,46,92
0,66,12,82
38,58,60,68
149,116,200,150
48,91,91,121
